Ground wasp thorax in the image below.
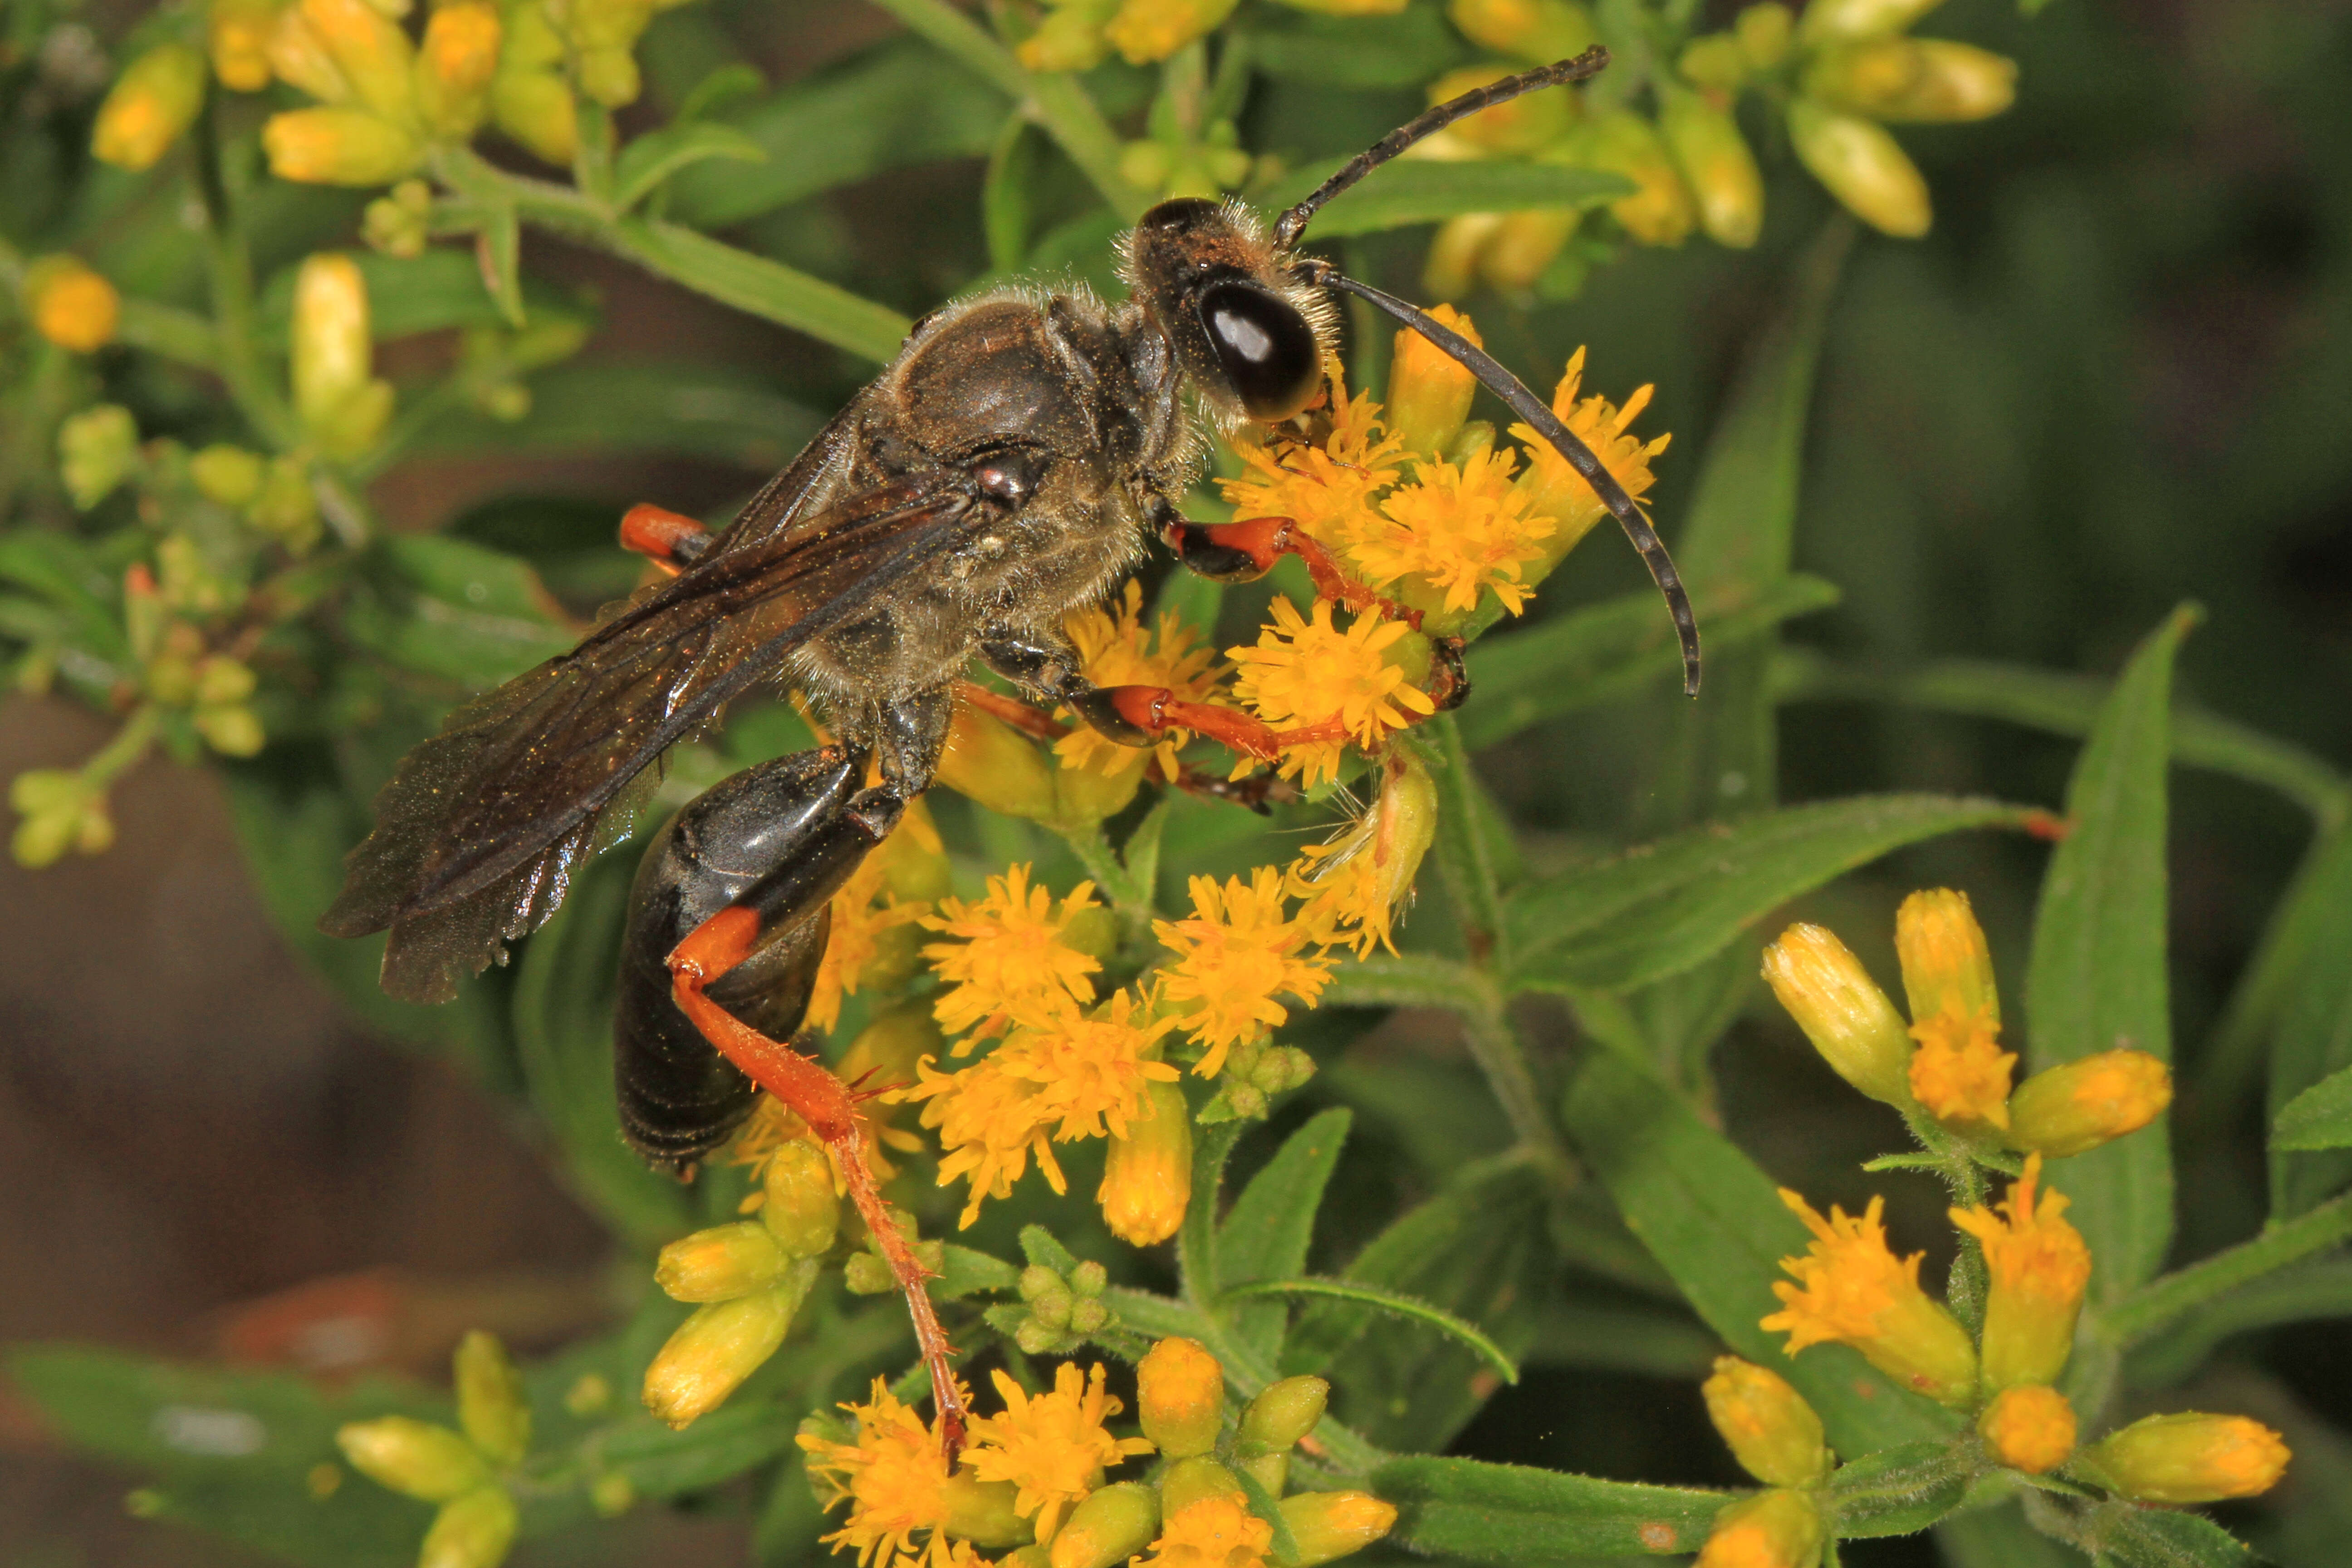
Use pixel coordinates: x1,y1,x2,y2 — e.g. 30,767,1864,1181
1126,196,1329,426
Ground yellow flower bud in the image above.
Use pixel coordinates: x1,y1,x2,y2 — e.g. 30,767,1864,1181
760,1139,842,1259
1872,41,2016,123
1052,747,1146,825
2005,1049,2172,1158
191,445,266,507
1802,38,1926,117
1099,1079,1191,1245
1279,1490,1397,1566
1480,207,1580,293
1137,1337,1224,1459
1049,1481,1161,1568
453,1331,530,1468
657,1219,791,1302
420,1485,518,1568
2079,1412,2290,1503
92,44,208,170
57,403,138,509
1426,64,1575,155
1019,0,1117,74
936,701,1061,822
1893,889,1998,1035
192,656,255,708
941,1473,1032,1547
27,258,121,353
416,1,503,138
298,0,417,122
250,455,322,548
267,7,352,102
1797,0,1945,44
10,769,113,867
1274,0,1412,12
1158,1455,1244,1516
1447,0,1597,65
641,1274,807,1428
1696,1489,1823,1568
1103,0,1239,66
1949,1156,2089,1390
1701,1357,1829,1487
1977,1384,2075,1475
291,252,397,455
1659,88,1763,249
1421,212,1505,301
1241,1376,1328,1451
1569,111,1695,247
1787,98,1930,238
490,67,578,166
335,1416,488,1502
1678,35,1750,93
196,704,267,757
1760,924,1915,1107
1737,4,1794,68
264,106,426,185
211,0,283,93
1386,303,1482,454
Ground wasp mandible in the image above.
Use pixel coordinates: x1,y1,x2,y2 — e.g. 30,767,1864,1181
323,46,1697,1456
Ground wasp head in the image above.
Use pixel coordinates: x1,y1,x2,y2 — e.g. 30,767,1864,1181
1122,196,1337,427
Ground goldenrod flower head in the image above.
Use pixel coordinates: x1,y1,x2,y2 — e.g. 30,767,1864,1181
800,1378,963,1568
209,0,282,93
1798,0,1945,44
1426,63,1575,154
2006,1049,2172,1158
1787,99,1930,238
921,867,1101,1039
965,1364,1155,1542
1977,1384,2075,1475
1949,1155,2089,1389
1873,41,2018,123
267,5,351,102
1055,581,1220,780
336,1415,488,1501
1220,383,1405,553
1701,1357,1829,1487
1906,1004,2015,1130
264,106,426,187
1049,1481,1162,1568
808,819,937,1032
421,1485,519,1568
904,1053,1063,1227
1660,86,1764,249
1019,0,1117,74
1289,757,1438,958
1099,1078,1193,1245
1102,0,1240,68
1761,1190,1979,1406
1278,1490,1397,1566
1696,1488,1824,1568
1893,888,1998,1030
1228,598,1436,787
417,0,503,138
1760,923,1915,1107
1449,0,1598,66
655,1219,790,1303
56,403,137,510
1347,447,1556,617
1137,1337,1225,1459
92,44,208,170
453,1330,530,1468
1154,867,1333,1075
1385,304,1482,455
998,986,1183,1145
295,0,417,122
642,1285,801,1429
1509,348,1669,569
2080,1412,2290,1504
1137,1492,1270,1568
26,259,120,353
1571,110,1696,247
938,701,1063,822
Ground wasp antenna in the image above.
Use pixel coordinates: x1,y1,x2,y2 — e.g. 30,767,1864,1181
1274,46,1613,252
1314,268,1701,696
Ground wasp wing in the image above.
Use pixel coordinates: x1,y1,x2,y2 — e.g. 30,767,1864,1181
322,470,980,1003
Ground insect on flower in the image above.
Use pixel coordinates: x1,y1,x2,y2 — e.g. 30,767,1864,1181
319,47,1699,1459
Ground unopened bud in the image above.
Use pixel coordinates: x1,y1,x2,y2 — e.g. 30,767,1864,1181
1875,41,2015,122
1066,1295,1108,1333
420,1485,517,1568
1658,88,1763,250
1241,1376,1328,1452
416,1,502,137
264,106,425,185
1422,212,1504,301
10,769,113,867
28,259,120,354
1893,889,1998,1033
1696,1488,1824,1568
1480,207,1579,294
58,404,138,509
1678,35,1749,93
210,0,282,92
298,0,416,121
1447,0,1596,65
1738,4,1793,67
1279,1490,1397,1566
1049,1481,1160,1568
1797,0,1945,44
1788,98,1930,238
490,7,577,165
92,44,207,170
657,1220,791,1302
1158,1455,1242,1516
1099,1080,1192,1246
1019,0,1116,74
451,1331,529,1468
1761,924,1914,1107
2078,1412,2289,1503
1103,0,1239,67
589,1470,633,1516
936,702,1060,821
941,1473,1031,1547
760,1139,842,1258
196,705,266,757
1386,304,1482,454
268,8,352,102
191,445,265,507
1137,1337,1223,1458
193,656,254,707
1426,64,1574,155
1569,111,1695,248
2006,1049,2171,1158
336,1416,487,1502
641,1275,806,1428
1701,1357,1828,1486
250,456,322,548
291,253,395,454
1977,1384,2075,1475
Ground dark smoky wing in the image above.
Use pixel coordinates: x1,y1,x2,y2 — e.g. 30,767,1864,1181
321,474,978,1004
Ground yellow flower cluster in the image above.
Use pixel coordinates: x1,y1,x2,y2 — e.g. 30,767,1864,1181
1053,581,1221,784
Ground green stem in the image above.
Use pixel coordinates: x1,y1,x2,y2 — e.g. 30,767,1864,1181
113,299,217,371
84,706,161,787
193,99,294,449
2100,1192,2352,1346
1462,994,1578,1184
1057,823,1153,946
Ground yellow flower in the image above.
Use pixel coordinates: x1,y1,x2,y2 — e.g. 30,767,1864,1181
902,1052,1063,1227
1759,923,1916,1107
921,866,1100,1039
1509,348,1671,569
1906,1005,2015,1129
1700,1357,1829,1488
1154,868,1333,1075
2081,1412,2291,1504
1696,1489,1824,1568
1103,0,1239,67
808,817,939,1033
1895,891,2013,1126
1136,1493,1271,1568
965,1364,1155,1542
997,988,1183,1142
799,1379,958,1568
92,44,208,170
1137,1337,1225,1459
1227,598,1436,787
1977,1384,2076,1475
1949,1154,2090,1389
1054,581,1220,781
1345,447,1557,617
1384,304,1482,455
2007,1048,2173,1158
1761,1190,1979,1406
27,260,120,353
1220,382,1406,554
209,0,282,93
1099,1080,1192,1245
1288,756,1438,958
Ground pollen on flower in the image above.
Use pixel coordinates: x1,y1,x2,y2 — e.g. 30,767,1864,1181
1346,447,1557,616
799,1378,958,1568
1509,348,1670,559
921,866,1100,1039
1950,1155,2090,1304
1219,382,1406,555
1137,1492,1273,1568
995,988,1183,1142
899,1053,1063,1228
1154,867,1333,1076
1979,1384,2077,1475
1907,1005,2016,1128
1761,1191,1912,1352
963,1364,1154,1543
1054,581,1220,781
1227,597,1436,786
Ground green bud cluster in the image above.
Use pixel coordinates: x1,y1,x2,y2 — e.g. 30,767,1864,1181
1196,1040,1316,1125
336,1333,531,1568
986,1259,1114,1356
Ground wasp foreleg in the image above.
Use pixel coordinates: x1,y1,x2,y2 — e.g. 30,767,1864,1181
1157,505,1424,630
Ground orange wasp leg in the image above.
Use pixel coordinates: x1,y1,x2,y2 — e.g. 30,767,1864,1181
1162,513,1426,630
666,906,969,1460
620,503,714,576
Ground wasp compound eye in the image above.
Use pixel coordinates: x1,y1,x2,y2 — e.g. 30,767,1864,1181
1197,281,1321,423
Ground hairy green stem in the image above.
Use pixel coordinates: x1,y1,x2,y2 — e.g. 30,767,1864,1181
193,101,294,449
1463,995,1578,1183
2101,1192,2352,1346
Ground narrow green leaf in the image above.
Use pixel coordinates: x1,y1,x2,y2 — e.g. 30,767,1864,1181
1827,1440,1973,1538
2262,826,2352,1211
613,121,767,211
1254,160,1634,238
1230,1462,1304,1566
2196,825,2352,1137
1373,1455,1729,1562
1561,1054,1960,1452
2103,1192,2352,1349
936,1245,1020,1301
1240,5,1470,86
478,206,525,327
1222,1278,1516,1383
601,1401,798,1495
1524,1301,1718,1379
1426,717,1509,961
1460,574,1840,750
2274,1064,2352,1151
1936,1504,2087,1568
607,217,912,364
2124,1257,2352,1387
2026,605,2199,1299
1219,1109,1352,1361
1319,952,1492,1012
2084,1502,2255,1567
411,362,824,469
1181,1120,1245,1308
1502,794,2043,995
1018,1225,1082,1276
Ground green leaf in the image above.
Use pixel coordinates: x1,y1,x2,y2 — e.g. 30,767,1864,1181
1425,717,1510,961
1180,1119,1245,1306
344,535,576,689
601,1401,799,1496
1460,574,1840,750
614,121,767,211
1230,1461,1304,1566
1561,1054,1960,1453
1319,952,1492,1012
2085,1503,2255,1567
2262,827,2352,1213
1502,794,2044,994
606,217,912,364
1827,1440,1973,1538
2124,1257,2352,1387
254,249,519,347
1018,1224,1083,1275
478,205,525,327
2275,1064,2352,1151
2026,605,2199,1300
1373,1455,1729,1562
413,361,824,470
1240,5,1471,86
937,1245,1020,1301
1222,1277,1517,1384
1254,160,1635,238
1525,1300,1718,1379
1219,1108,1352,1361
2196,824,2352,1141
0,530,130,666
1936,1504,2087,1568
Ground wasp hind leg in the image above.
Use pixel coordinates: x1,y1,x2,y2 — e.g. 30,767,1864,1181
618,503,715,576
